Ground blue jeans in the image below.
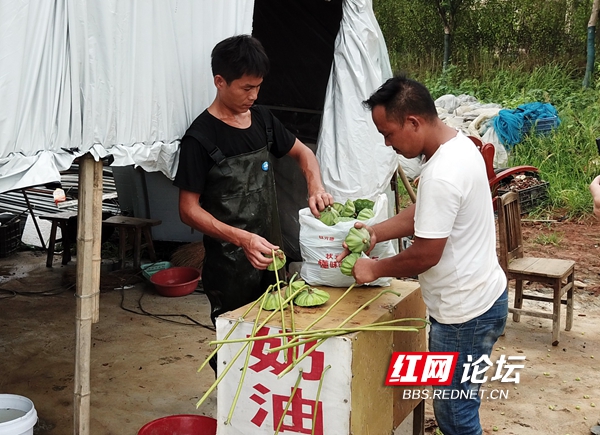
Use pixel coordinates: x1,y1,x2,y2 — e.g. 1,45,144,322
429,290,508,435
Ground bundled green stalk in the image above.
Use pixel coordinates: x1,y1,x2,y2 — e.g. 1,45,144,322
195,249,428,430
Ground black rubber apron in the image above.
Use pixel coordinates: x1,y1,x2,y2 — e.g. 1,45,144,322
200,145,282,324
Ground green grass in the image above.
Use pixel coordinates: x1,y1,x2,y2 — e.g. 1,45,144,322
532,231,564,246
407,62,600,218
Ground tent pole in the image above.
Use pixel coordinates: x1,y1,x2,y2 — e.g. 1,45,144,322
74,154,103,435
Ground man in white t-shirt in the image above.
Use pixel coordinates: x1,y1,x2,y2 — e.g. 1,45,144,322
338,75,507,435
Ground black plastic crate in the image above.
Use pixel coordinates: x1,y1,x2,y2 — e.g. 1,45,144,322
498,181,549,214
521,116,559,136
0,219,21,258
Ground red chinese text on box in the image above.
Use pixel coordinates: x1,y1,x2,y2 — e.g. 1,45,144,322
317,253,340,269
245,326,326,435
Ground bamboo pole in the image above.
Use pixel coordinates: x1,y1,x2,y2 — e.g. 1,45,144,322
92,160,103,323
74,154,103,435
397,165,416,204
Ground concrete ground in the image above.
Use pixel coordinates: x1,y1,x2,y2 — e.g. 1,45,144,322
1,250,425,435
0,250,218,435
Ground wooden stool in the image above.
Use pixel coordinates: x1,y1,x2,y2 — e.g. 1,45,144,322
102,216,161,269
39,211,78,267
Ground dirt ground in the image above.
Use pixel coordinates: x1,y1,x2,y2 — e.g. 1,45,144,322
1,218,599,435
0,255,219,435
475,217,600,435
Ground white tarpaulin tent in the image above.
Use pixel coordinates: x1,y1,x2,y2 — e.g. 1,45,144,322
0,0,394,200
316,0,395,201
0,0,394,433
0,0,253,193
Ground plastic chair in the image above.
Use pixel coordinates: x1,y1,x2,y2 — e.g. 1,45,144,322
468,136,539,209
496,191,575,346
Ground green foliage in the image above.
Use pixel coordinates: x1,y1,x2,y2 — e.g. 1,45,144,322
532,231,564,246
509,104,600,218
374,0,600,217
374,0,595,75
396,62,600,218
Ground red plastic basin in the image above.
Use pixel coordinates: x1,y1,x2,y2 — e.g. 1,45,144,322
150,266,201,297
137,414,216,435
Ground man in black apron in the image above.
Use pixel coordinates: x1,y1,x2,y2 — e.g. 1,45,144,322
174,35,333,329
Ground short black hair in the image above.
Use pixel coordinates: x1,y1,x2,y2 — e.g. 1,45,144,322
211,35,270,83
363,75,437,125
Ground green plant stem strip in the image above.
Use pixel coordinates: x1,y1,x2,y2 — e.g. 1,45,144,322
274,368,303,435
270,288,398,354
196,283,306,409
276,289,401,378
209,318,428,345
225,292,266,424
279,283,356,352
289,288,297,364
197,292,266,373
312,365,331,435
275,277,288,363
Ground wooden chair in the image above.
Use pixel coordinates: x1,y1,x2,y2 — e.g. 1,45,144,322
496,191,575,346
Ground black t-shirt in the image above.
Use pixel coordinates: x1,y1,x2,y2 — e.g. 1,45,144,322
173,105,296,194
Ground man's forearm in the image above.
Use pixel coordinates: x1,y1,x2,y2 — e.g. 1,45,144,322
182,207,249,247
372,203,416,242
289,140,326,195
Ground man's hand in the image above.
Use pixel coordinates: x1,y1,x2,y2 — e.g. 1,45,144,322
308,189,334,218
352,257,378,285
241,233,280,270
286,139,333,217
335,221,377,263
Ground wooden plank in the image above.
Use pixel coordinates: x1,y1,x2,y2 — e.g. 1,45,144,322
508,307,553,319
525,258,574,277
509,257,574,278
39,210,78,222
508,257,539,271
57,191,118,209
103,215,161,228
393,287,427,428
92,161,103,323
351,326,394,435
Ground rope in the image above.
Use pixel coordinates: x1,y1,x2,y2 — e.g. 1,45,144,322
493,102,560,149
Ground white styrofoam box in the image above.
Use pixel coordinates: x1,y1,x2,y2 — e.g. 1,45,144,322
21,214,61,248
215,321,352,435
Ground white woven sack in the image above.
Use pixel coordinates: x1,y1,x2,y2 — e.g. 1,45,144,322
299,193,397,287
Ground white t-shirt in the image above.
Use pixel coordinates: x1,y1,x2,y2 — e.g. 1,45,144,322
414,131,506,324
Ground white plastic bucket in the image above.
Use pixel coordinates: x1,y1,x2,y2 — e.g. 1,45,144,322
0,394,38,435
